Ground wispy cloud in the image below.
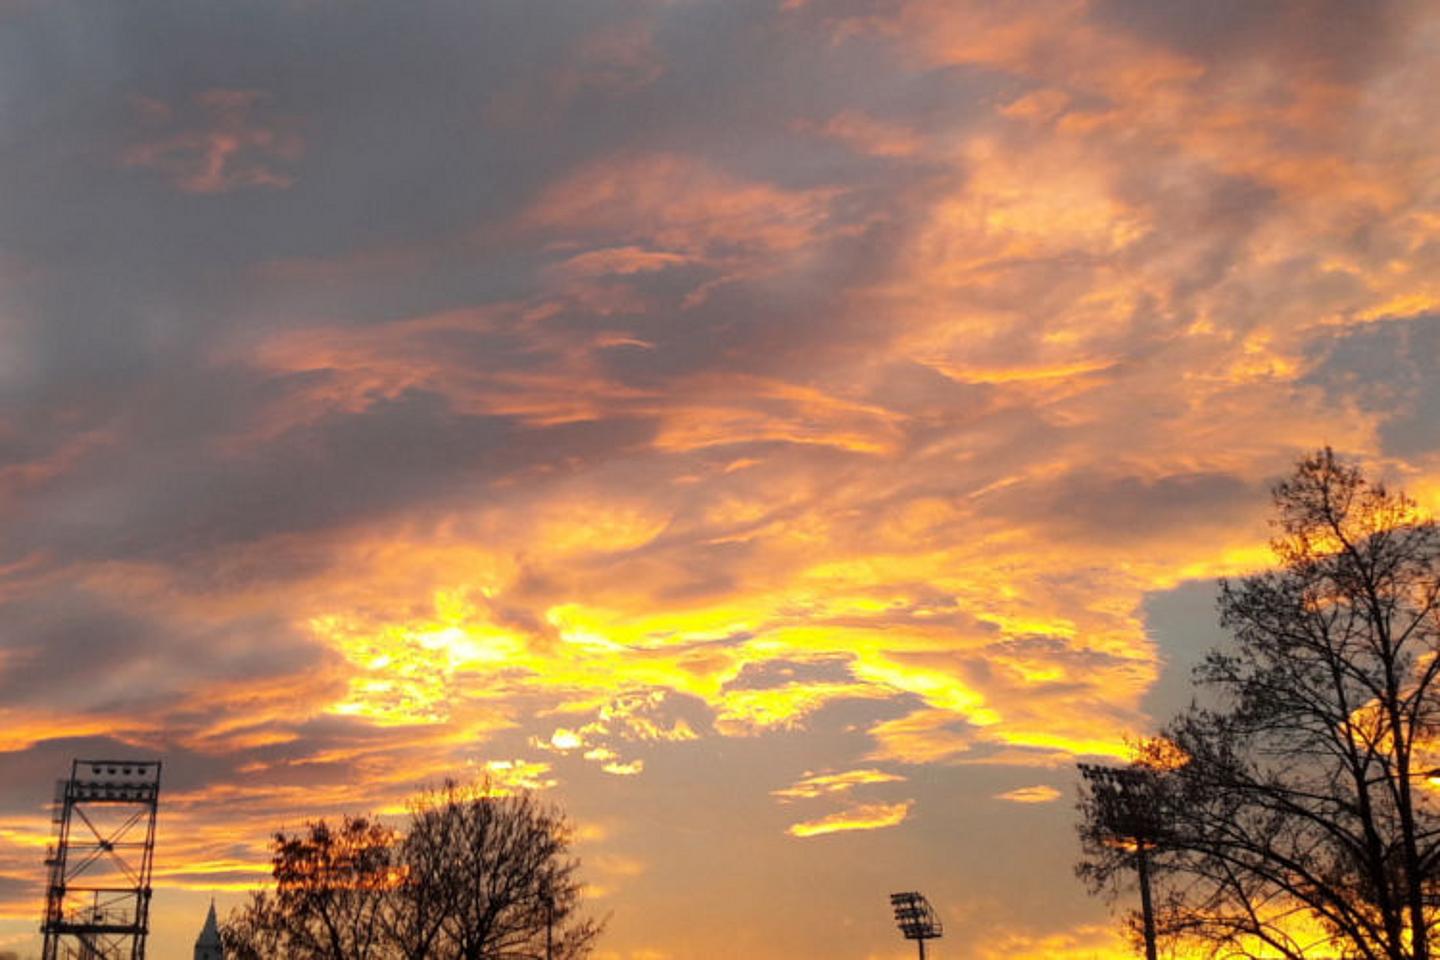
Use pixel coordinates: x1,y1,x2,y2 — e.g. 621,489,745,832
772,768,906,802
995,784,1062,804
786,801,913,838
121,89,302,193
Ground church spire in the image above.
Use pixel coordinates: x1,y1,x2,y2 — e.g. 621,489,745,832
194,899,224,960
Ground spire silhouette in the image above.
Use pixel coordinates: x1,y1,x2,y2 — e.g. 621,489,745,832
194,899,224,960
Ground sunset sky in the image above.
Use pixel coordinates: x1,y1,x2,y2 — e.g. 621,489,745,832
2,1,1439,957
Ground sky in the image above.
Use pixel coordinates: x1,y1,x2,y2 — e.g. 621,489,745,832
1,1,1439,957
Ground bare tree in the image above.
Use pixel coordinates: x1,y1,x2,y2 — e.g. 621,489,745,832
402,780,602,960
1078,449,1440,960
379,802,452,960
224,781,601,960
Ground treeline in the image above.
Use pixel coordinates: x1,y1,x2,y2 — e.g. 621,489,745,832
224,780,601,960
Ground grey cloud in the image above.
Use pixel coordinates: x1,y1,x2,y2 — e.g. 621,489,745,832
998,468,1261,545
0,735,249,809
0,2,651,397
4,385,657,572
1090,0,1410,82
722,656,860,692
0,586,333,714
0,0,954,598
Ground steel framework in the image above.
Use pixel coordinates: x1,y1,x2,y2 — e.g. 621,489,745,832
41,760,162,960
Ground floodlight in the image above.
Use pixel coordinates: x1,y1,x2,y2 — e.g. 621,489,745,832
1079,763,1162,960
1078,762,1164,843
889,891,942,959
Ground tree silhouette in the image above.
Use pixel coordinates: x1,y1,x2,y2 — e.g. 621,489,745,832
398,780,601,960
1079,449,1440,960
223,816,395,960
224,781,600,960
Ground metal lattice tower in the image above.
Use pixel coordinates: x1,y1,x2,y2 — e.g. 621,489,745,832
41,760,162,960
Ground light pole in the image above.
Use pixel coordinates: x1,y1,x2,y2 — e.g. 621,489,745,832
889,891,943,960
1079,764,1166,960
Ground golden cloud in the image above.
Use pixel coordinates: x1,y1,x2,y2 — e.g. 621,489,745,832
786,800,913,838
772,768,907,802
994,784,1062,804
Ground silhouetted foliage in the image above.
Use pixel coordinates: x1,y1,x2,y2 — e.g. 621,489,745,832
223,816,395,960
1078,449,1440,960
224,781,601,960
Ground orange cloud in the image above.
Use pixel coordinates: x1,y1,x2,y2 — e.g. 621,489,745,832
121,89,302,193
772,768,906,801
522,152,839,266
802,111,926,158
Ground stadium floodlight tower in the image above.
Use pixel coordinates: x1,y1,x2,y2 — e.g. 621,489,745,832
1079,763,1164,960
890,891,943,959
41,760,162,960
